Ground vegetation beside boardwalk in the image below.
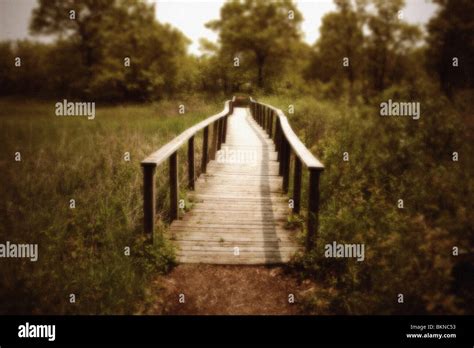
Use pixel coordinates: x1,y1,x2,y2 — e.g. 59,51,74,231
0,0,473,314
0,97,222,314
262,80,472,314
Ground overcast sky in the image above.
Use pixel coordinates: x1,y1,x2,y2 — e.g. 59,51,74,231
0,0,438,55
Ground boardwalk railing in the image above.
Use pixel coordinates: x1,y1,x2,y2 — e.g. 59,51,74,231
249,97,324,250
141,98,234,237
141,95,324,251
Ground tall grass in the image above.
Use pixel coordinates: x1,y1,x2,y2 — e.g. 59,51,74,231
0,96,224,314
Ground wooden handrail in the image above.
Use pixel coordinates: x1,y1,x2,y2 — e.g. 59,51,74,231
142,100,232,166
140,95,323,253
141,99,233,238
249,97,323,169
249,97,324,251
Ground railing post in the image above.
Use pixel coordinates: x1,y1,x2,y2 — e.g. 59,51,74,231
279,136,286,175
169,152,179,221
275,119,281,160
188,136,195,190
293,157,302,213
216,118,222,150
218,117,225,149
201,126,209,173
262,107,268,134
306,168,322,251
211,121,218,160
142,164,156,237
268,110,274,138
283,143,290,193
223,115,228,143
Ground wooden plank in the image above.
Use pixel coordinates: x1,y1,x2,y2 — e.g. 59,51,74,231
165,107,304,265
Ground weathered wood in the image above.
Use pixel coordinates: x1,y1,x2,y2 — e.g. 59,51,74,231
211,121,218,160
268,110,274,138
169,152,179,221
142,98,324,264
282,141,290,193
275,118,282,160
306,168,322,251
250,98,324,170
142,164,156,236
169,107,302,264
217,118,224,150
201,126,209,173
293,156,302,214
223,115,228,143
188,136,195,190
142,101,231,166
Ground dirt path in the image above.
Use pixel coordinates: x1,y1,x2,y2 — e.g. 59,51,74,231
147,264,316,315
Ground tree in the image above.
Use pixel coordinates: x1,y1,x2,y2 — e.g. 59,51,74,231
206,0,303,90
29,0,190,101
365,0,421,92
306,0,364,101
30,0,114,72
308,0,421,98
426,0,474,97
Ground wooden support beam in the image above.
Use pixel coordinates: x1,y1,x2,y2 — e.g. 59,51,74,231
282,141,290,193
223,115,228,143
293,157,302,214
279,134,286,176
188,136,195,190
201,126,209,173
169,152,179,221
268,110,274,138
306,169,322,251
211,121,218,160
275,119,281,160
142,164,156,237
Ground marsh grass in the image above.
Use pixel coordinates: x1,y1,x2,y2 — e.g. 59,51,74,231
0,96,224,314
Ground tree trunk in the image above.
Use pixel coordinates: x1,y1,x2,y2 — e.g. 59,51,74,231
256,53,265,89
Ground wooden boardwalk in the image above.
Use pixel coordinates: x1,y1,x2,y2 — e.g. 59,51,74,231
169,107,300,264
141,97,323,266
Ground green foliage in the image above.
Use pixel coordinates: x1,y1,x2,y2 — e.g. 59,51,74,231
19,0,190,101
306,0,422,99
426,0,474,96
264,83,472,314
206,0,303,90
0,96,222,314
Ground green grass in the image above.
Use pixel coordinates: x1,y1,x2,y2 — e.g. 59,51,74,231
0,96,224,314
